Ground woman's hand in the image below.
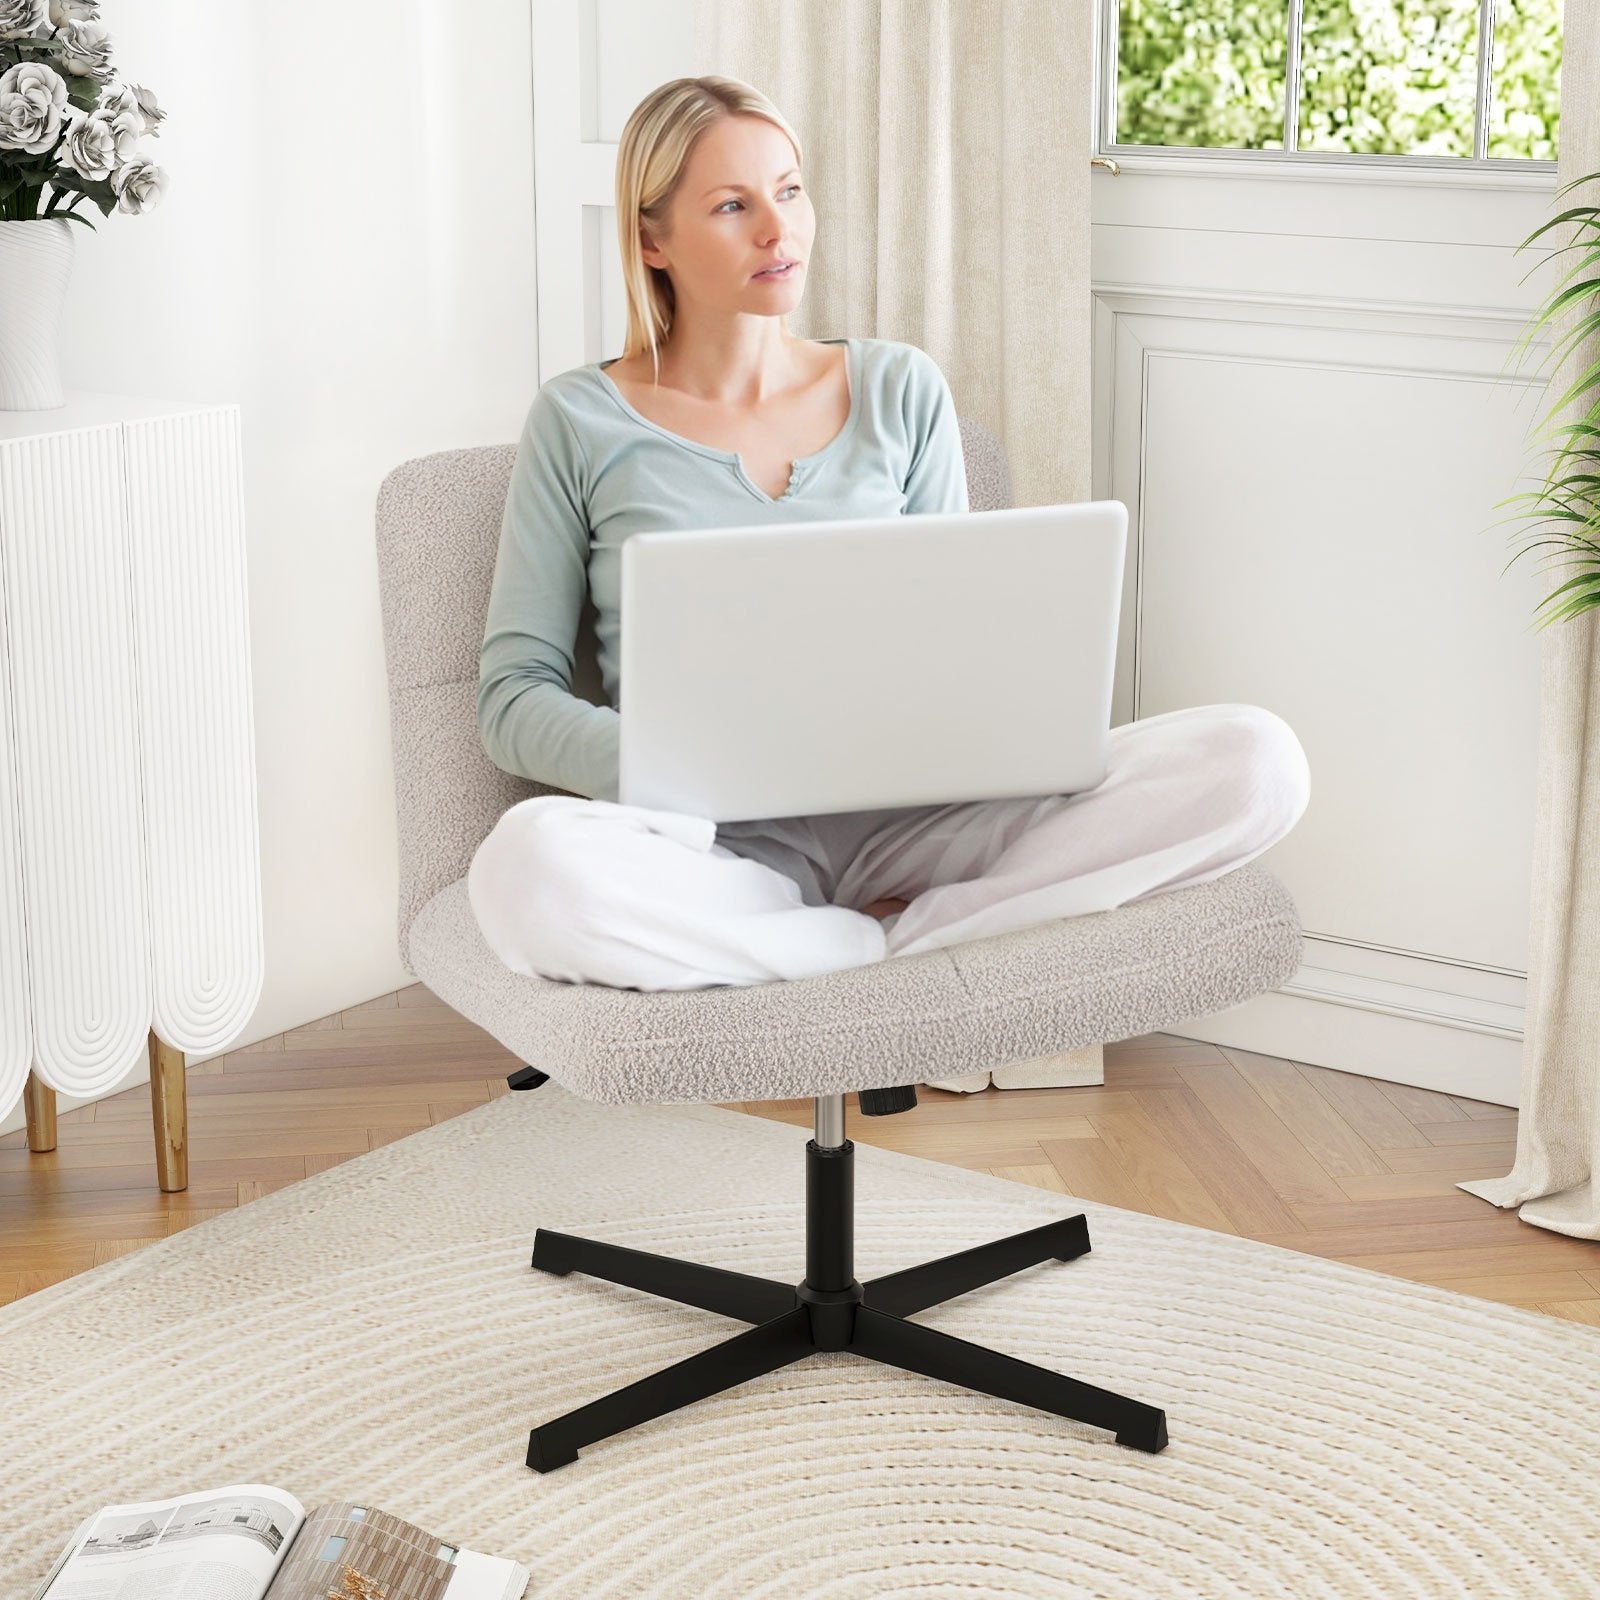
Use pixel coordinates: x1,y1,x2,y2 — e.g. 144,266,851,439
859,896,910,921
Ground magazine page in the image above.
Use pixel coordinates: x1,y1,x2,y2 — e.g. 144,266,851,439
264,1503,528,1600
34,1484,306,1600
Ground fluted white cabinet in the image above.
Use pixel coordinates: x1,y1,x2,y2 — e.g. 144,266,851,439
0,394,264,1191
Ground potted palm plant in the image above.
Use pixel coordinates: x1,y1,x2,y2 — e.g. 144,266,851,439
0,0,167,410
1494,168,1600,630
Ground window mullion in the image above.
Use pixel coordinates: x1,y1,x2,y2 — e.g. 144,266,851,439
1101,0,1119,150
1473,0,1495,159
1284,0,1305,153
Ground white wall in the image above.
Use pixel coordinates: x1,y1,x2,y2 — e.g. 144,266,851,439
1,0,540,1135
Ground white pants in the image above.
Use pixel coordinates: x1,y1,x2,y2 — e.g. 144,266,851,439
467,702,1310,994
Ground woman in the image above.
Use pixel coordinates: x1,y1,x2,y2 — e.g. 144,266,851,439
469,75,1311,1022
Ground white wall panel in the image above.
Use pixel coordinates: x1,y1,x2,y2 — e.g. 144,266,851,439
592,0,699,143
1134,341,1544,971
1094,226,1564,316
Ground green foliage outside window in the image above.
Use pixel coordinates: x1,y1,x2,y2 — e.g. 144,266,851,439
1116,0,1560,160
1118,1,1289,149
1488,0,1562,158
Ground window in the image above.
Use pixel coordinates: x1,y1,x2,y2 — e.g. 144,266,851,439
317,1535,348,1562
1106,0,1560,166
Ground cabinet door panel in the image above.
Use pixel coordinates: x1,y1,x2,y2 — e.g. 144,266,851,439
0,426,151,1096
124,407,265,1051
0,494,32,1113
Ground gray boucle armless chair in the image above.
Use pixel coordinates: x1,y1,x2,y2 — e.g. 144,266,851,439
375,415,1304,1472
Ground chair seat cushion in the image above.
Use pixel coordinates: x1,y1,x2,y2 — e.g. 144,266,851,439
404,863,1302,1105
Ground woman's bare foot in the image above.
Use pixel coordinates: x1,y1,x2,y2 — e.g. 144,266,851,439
859,896,911,921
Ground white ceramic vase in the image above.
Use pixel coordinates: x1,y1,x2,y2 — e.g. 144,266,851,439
0,217,75,412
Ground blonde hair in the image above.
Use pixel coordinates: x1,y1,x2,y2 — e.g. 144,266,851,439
614,76,804,386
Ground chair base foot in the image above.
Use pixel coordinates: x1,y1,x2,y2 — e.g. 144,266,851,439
524,1212,1167,1471
1116,1413,1169,1453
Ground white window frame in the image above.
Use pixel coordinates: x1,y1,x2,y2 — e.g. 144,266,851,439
1094,0,1559,191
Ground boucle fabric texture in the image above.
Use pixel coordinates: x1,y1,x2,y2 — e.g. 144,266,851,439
408,862,1301,1104
4,1086,1597,1599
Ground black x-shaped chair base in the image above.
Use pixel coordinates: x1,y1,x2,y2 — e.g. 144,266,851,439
525,1211,1168,1471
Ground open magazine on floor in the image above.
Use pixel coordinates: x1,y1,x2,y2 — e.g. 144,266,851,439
31,1484,529,1600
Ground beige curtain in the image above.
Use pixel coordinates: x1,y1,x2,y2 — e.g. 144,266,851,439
691,0,1095,512
1459,0,1600,1240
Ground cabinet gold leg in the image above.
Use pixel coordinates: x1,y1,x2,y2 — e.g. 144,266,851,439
148,1032,188,1193
23,1071,57,1153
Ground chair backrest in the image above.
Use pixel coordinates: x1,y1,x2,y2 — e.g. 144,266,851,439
374,415,1015,963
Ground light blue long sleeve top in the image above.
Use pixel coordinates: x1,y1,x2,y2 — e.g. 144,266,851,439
477,336,969,803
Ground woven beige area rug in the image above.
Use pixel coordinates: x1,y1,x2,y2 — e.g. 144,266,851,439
3,1084,1598,1599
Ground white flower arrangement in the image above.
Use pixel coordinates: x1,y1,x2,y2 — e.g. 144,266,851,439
0,0,167,227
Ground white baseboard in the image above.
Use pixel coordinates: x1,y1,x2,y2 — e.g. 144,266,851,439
1166,976,1522,1108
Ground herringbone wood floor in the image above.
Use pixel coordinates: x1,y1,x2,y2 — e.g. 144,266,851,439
4,983,1597,1325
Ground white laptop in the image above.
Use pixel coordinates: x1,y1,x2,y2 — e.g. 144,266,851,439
617,500,1128,823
